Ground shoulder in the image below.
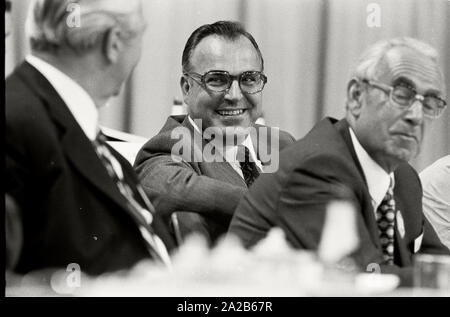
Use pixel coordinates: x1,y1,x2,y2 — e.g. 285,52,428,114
266,119,364,198
279,119,351,170
253,124,295,152
134,115,192,166
6,66,55,142
6,66,38,118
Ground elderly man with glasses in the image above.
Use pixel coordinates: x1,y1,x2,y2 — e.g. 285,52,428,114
229,37,449,286
134,21,295,245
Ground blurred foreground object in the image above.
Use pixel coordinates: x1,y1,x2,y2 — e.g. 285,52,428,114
413,254,450,292
78,229,400,296
6,228,403,296
420,156,450,250
318,201,359,264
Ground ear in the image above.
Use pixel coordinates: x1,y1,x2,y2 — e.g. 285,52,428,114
103,27,123,64
346,79,363,117
180,75,191,104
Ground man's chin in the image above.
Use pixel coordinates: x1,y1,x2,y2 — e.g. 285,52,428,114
388,146,419,163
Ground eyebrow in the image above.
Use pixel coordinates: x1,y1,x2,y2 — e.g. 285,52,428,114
392,76,414,88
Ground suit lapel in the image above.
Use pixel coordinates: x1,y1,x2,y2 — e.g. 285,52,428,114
17,62,131,213
334,119,381,247
62,130,131,212
392,196,412,266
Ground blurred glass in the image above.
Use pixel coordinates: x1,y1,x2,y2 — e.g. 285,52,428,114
413,254,450,290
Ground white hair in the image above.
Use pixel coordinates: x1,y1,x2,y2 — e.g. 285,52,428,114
352,37,441,80
26,0,143,53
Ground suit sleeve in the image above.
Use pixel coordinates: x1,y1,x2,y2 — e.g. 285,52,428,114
135,153,245,219
280,130,296,145
230,154,362,249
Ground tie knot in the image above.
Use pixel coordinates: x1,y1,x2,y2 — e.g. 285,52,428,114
95,132,107,145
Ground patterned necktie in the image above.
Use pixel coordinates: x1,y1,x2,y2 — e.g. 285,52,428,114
376,179,396,265
237,145,260,187
93,133,171,267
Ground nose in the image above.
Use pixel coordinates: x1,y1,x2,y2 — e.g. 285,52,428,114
224,79,243,101
403,99,424,126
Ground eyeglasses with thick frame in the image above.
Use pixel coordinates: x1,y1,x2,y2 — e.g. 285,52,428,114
360,78,447,119
184,70,268,94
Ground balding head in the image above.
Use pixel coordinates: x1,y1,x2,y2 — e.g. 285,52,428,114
351,37,445,92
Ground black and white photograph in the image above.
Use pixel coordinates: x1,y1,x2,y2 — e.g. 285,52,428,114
5,0,450,299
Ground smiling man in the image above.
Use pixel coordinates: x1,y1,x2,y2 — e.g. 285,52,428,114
134,21,295,245
229,37,449,286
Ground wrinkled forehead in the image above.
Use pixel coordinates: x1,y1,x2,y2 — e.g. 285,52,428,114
377,47,445,97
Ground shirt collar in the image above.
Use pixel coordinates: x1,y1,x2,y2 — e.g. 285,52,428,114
26,55,99,141
349,127,394,210
188,115,202,134
187,115,259,164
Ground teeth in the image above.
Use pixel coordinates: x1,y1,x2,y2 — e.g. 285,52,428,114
217,109,245,116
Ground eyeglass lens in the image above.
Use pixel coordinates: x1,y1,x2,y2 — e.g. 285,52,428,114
203,71,265,93
392,85,445,117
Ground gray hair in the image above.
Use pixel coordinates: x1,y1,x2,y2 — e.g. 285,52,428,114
352,37,441,80
26,0,143,53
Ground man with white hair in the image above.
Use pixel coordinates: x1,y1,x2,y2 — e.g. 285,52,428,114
6,0,174,275
229,37,449,286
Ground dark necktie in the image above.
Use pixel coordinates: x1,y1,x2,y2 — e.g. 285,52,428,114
237,145,260,187
376,179,396,265
93,133,171,267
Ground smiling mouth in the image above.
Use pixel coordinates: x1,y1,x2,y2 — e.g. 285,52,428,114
216,109,246,116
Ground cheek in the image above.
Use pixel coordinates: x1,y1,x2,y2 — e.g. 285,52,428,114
189,92,221,116
363,99,394,130
246,95,262,113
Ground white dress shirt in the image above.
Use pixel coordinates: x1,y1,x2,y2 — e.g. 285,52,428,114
349,127,394,214
26,55,99,141
188,116,263,178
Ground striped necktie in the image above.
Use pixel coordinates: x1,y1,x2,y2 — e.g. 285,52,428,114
376,178,396,265
237,145,260,187
93,133,171,267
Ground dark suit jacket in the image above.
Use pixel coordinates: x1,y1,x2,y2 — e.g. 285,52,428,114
229,117,449,285
6,62,175,275
134,115,295,244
